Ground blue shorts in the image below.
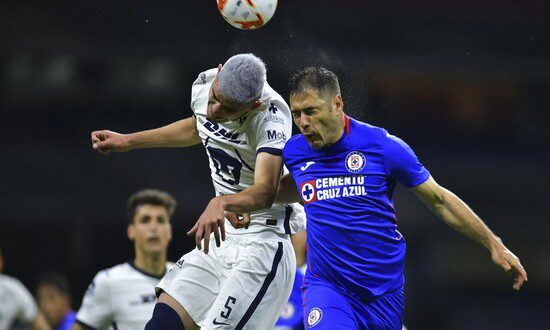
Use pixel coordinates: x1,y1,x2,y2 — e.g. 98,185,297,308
302,278,404,329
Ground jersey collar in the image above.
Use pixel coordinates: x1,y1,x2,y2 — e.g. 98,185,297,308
127,260,167,280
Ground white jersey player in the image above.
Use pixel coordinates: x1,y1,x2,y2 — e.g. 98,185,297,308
90,54,305,330
71,189,176,330
75,262,172,330
0,247,50,330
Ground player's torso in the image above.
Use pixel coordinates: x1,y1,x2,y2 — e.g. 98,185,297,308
191,69,296,237
284,119,406,297
108,264,169,329
0,275,34,329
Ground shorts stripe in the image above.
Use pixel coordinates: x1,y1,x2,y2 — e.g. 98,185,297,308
235,242,284,329
284,205,293,234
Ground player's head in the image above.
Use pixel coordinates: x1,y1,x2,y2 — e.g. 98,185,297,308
36,272,72,327
289,67,344,149
207,53,266,123
127,189,176,257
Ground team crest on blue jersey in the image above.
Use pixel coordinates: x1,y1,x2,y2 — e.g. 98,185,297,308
300,180,317,204
345,151,366,173
307,307,323,327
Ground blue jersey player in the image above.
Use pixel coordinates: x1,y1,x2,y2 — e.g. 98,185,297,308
275,67,528,329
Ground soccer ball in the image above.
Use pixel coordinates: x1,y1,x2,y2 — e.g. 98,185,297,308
217,0,278,30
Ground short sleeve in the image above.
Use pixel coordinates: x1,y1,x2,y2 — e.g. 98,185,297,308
253,100,292,156
383,132,430,188
12,279,38,323
190,69,216,114
76,271,113,329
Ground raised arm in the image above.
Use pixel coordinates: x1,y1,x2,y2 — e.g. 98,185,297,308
411,176,528,291
187,152,284,253
91,116,201,155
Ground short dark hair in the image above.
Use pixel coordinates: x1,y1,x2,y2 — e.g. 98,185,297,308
127,189,177,224
289,67,341,98
37,272,71,296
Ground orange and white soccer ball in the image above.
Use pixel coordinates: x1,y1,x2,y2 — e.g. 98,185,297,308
217,0,278,30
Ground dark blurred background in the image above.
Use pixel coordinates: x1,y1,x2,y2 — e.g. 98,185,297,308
1,0,548,329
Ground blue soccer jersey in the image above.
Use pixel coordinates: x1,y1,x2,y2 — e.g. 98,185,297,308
283,116,430,300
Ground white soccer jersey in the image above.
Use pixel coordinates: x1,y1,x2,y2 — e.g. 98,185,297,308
76,262,172,330
0,274,38,330
192,68,305,236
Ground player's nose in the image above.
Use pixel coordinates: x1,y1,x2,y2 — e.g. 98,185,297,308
298,113,310,129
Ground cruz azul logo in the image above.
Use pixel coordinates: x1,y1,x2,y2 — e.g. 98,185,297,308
345,151,366,173
300,176,367,204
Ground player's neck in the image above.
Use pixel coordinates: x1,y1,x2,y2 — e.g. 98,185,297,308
326,114,346,147
133,250,167,277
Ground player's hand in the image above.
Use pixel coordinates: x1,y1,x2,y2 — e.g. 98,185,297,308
226,211,251,229
91,130,131,155
187,196,227,254
490,240,528,291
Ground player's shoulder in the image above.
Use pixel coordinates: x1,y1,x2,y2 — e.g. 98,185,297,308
192,68,217,86
250,83,290,123
285,134,306,148
349,117,387,139
0,273,29,293
92,262,134,283
349,117,400,148
282,134,308,159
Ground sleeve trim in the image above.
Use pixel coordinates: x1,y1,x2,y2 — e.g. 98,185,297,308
257,147,282,156
75,319,97,330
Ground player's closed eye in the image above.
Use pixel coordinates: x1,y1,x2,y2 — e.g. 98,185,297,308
139,216,151,224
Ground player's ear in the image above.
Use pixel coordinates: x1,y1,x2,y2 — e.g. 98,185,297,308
167,223,173,242
127,224,136,241
217,63,222,73
252,99,262,109
333,94,344,113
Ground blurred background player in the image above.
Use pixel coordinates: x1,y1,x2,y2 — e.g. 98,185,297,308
91,54,304,330
0,246,50,330
279,67,528,329
71,189,175,330
36,272,76,330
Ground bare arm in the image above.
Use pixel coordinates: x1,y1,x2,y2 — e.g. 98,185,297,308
411,176,528,290
275,173,301,204
70,323,85,330
91,116,201,155
30,312,51,330
187,152,284,253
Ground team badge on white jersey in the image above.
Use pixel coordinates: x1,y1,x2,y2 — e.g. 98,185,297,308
307,307,323,327
345,151,366,173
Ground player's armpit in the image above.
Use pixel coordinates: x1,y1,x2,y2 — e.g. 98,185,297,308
275,173,300,204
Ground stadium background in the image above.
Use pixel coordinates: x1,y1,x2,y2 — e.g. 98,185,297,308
0,1,548,329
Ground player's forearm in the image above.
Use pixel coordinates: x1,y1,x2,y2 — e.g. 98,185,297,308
127,118,201,149
431,188,499,250
221,183,277,213
31,312,51,330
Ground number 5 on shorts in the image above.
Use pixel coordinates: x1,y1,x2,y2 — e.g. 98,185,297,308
221,296,237,319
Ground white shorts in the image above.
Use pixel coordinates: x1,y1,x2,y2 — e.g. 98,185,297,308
157,234,296,330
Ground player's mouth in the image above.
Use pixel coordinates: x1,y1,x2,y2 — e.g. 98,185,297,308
147,237,161,244
303,132,315,140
